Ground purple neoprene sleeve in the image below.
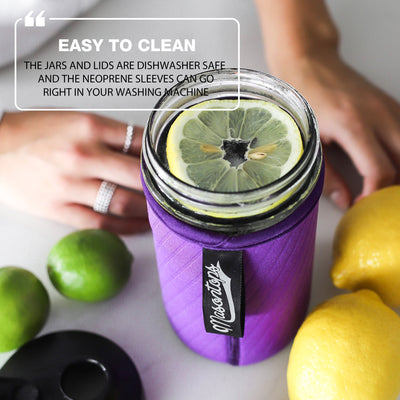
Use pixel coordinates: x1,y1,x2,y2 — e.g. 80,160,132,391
142,169,324,365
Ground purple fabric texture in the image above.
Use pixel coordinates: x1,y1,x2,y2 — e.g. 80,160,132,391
143,173,323,365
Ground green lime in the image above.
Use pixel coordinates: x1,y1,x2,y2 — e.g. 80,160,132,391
47,229,133,302
0,266,50,353
166,99,303,192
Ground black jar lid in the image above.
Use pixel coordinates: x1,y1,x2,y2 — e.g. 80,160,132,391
0,330,143,400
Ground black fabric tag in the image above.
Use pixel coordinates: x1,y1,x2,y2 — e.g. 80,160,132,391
202,248,245,337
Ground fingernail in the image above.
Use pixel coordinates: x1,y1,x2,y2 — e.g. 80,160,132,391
330,190,350,210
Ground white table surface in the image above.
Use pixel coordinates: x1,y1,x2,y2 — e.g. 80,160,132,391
1,1,400,399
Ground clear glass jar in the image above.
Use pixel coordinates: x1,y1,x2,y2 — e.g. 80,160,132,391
141,68,322,233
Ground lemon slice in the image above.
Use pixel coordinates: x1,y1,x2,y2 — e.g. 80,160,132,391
166,99,303,192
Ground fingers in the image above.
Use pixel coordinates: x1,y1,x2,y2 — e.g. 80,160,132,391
322,156,352,209
56,204,150,235
0,111,150,235
63,178,148,218
273,55,400,207
333,124,397,200
88,149,144,190
58,144,143,192
91,114,144,156
374,99,400,171
59,116,144,191
79,119,147,233
104,185,147,218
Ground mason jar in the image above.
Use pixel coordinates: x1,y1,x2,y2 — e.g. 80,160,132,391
141,68,323,365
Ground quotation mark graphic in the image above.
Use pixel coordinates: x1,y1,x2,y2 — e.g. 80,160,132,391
24,10,46,27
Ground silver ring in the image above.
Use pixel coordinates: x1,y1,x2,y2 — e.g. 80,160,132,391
122,124,134,153
93,181,117,214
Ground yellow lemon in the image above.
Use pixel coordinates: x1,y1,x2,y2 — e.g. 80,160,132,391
331,185,400,307
0,266,50,352
287,290,400,400
166,99,303,192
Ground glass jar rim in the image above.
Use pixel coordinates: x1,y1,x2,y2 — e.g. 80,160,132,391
141,68,322,232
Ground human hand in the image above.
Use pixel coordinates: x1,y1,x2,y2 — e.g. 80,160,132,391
254,0,400,209
0,111,149,234
272,52,400,208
